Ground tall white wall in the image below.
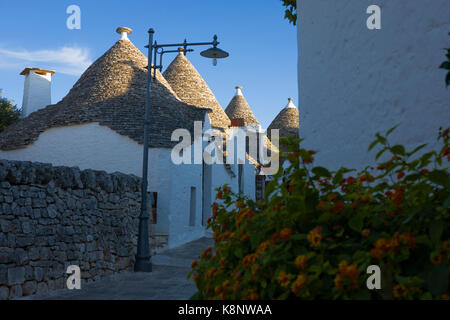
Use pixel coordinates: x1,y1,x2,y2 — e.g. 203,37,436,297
22,71,52,117
297,0,450,171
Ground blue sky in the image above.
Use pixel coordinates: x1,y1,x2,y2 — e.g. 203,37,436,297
0,0,298,129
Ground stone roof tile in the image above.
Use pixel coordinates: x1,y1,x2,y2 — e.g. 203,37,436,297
0,39,210,151
225,86,259,125
163,50,230,130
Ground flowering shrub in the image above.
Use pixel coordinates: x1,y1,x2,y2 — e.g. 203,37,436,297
189,127,450,300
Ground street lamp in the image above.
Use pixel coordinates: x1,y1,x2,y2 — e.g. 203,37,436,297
134,28,230,272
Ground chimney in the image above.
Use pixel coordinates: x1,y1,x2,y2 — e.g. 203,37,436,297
286,97,297,108
116,27,132,41
20,68,55,118
235,86,243,96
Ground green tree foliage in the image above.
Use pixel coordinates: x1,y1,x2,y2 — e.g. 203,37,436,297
0,90,21,132
281,0,297,26
439,32,450,87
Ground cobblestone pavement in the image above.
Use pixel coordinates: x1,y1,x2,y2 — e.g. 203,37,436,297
18,237,214,300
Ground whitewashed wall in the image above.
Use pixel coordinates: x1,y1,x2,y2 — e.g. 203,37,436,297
0,123,206,245
168,131,207,248
297,0,450,171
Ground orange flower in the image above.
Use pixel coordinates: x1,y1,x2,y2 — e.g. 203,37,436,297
291,274,308,295
442,146,450,156
242,253,258,269
236,201,245,208
216,191,223,199
219,257,227,266
347,176,356,185
307,227,323,248
391,186,406,206
345,264,359,280
334,273,345,291
375,238,389,251
316,201,327,211
397,171,405,180
335,261,359,290
393,284,408,299
360,174,374,183
206,268,216,279
212,202,219,216
338,260,349,273
214,285,222,295
327,193,337,201
420,168,430,174
241,234,250,242
251,264,260,277
191,259,198,268
351,202,360,209
256,240,271,254
276,270,292,288
333,201,346,213
361,229,370,238
279,228,293,240
442,241,450,255
294,255,308,269
289,185,294,194
246,290,259,300
430,253,444,265
271,232,278,243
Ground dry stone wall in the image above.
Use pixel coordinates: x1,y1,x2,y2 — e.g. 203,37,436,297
0,160,143,299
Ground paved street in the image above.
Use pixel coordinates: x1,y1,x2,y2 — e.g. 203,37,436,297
19,237,213,300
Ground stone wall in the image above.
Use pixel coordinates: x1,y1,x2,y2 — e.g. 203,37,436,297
0,160,143,300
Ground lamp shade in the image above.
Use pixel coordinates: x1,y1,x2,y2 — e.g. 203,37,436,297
200,47,229,59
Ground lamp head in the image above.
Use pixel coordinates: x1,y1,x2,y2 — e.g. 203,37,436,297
200,34,229,66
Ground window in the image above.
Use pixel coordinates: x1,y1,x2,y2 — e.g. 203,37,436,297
189,187,196,226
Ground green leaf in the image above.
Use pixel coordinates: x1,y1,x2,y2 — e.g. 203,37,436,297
312,166,331,178
375,148,387,160
386,125,399,136
426,264,448,296
234,247,244,259
428,170,450,188
333,170,344,185
439,61,450,69
443,197,450,209
429,220,444,246
394,275,409,285
408,144,427,156
368,139,380,151
348,213,364,233
421,292,433,300
391,145,406,155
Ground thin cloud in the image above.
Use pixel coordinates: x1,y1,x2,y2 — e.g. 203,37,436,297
0,46,92,76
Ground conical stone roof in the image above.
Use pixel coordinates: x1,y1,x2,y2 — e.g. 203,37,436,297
163,49,230,130
0,36,210,150
225,86,259,125
267,98,299,139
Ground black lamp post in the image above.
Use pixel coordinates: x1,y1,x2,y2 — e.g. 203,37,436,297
134,28,230,272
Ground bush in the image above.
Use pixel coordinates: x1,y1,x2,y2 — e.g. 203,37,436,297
189,127,450,300
0,91,21,132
